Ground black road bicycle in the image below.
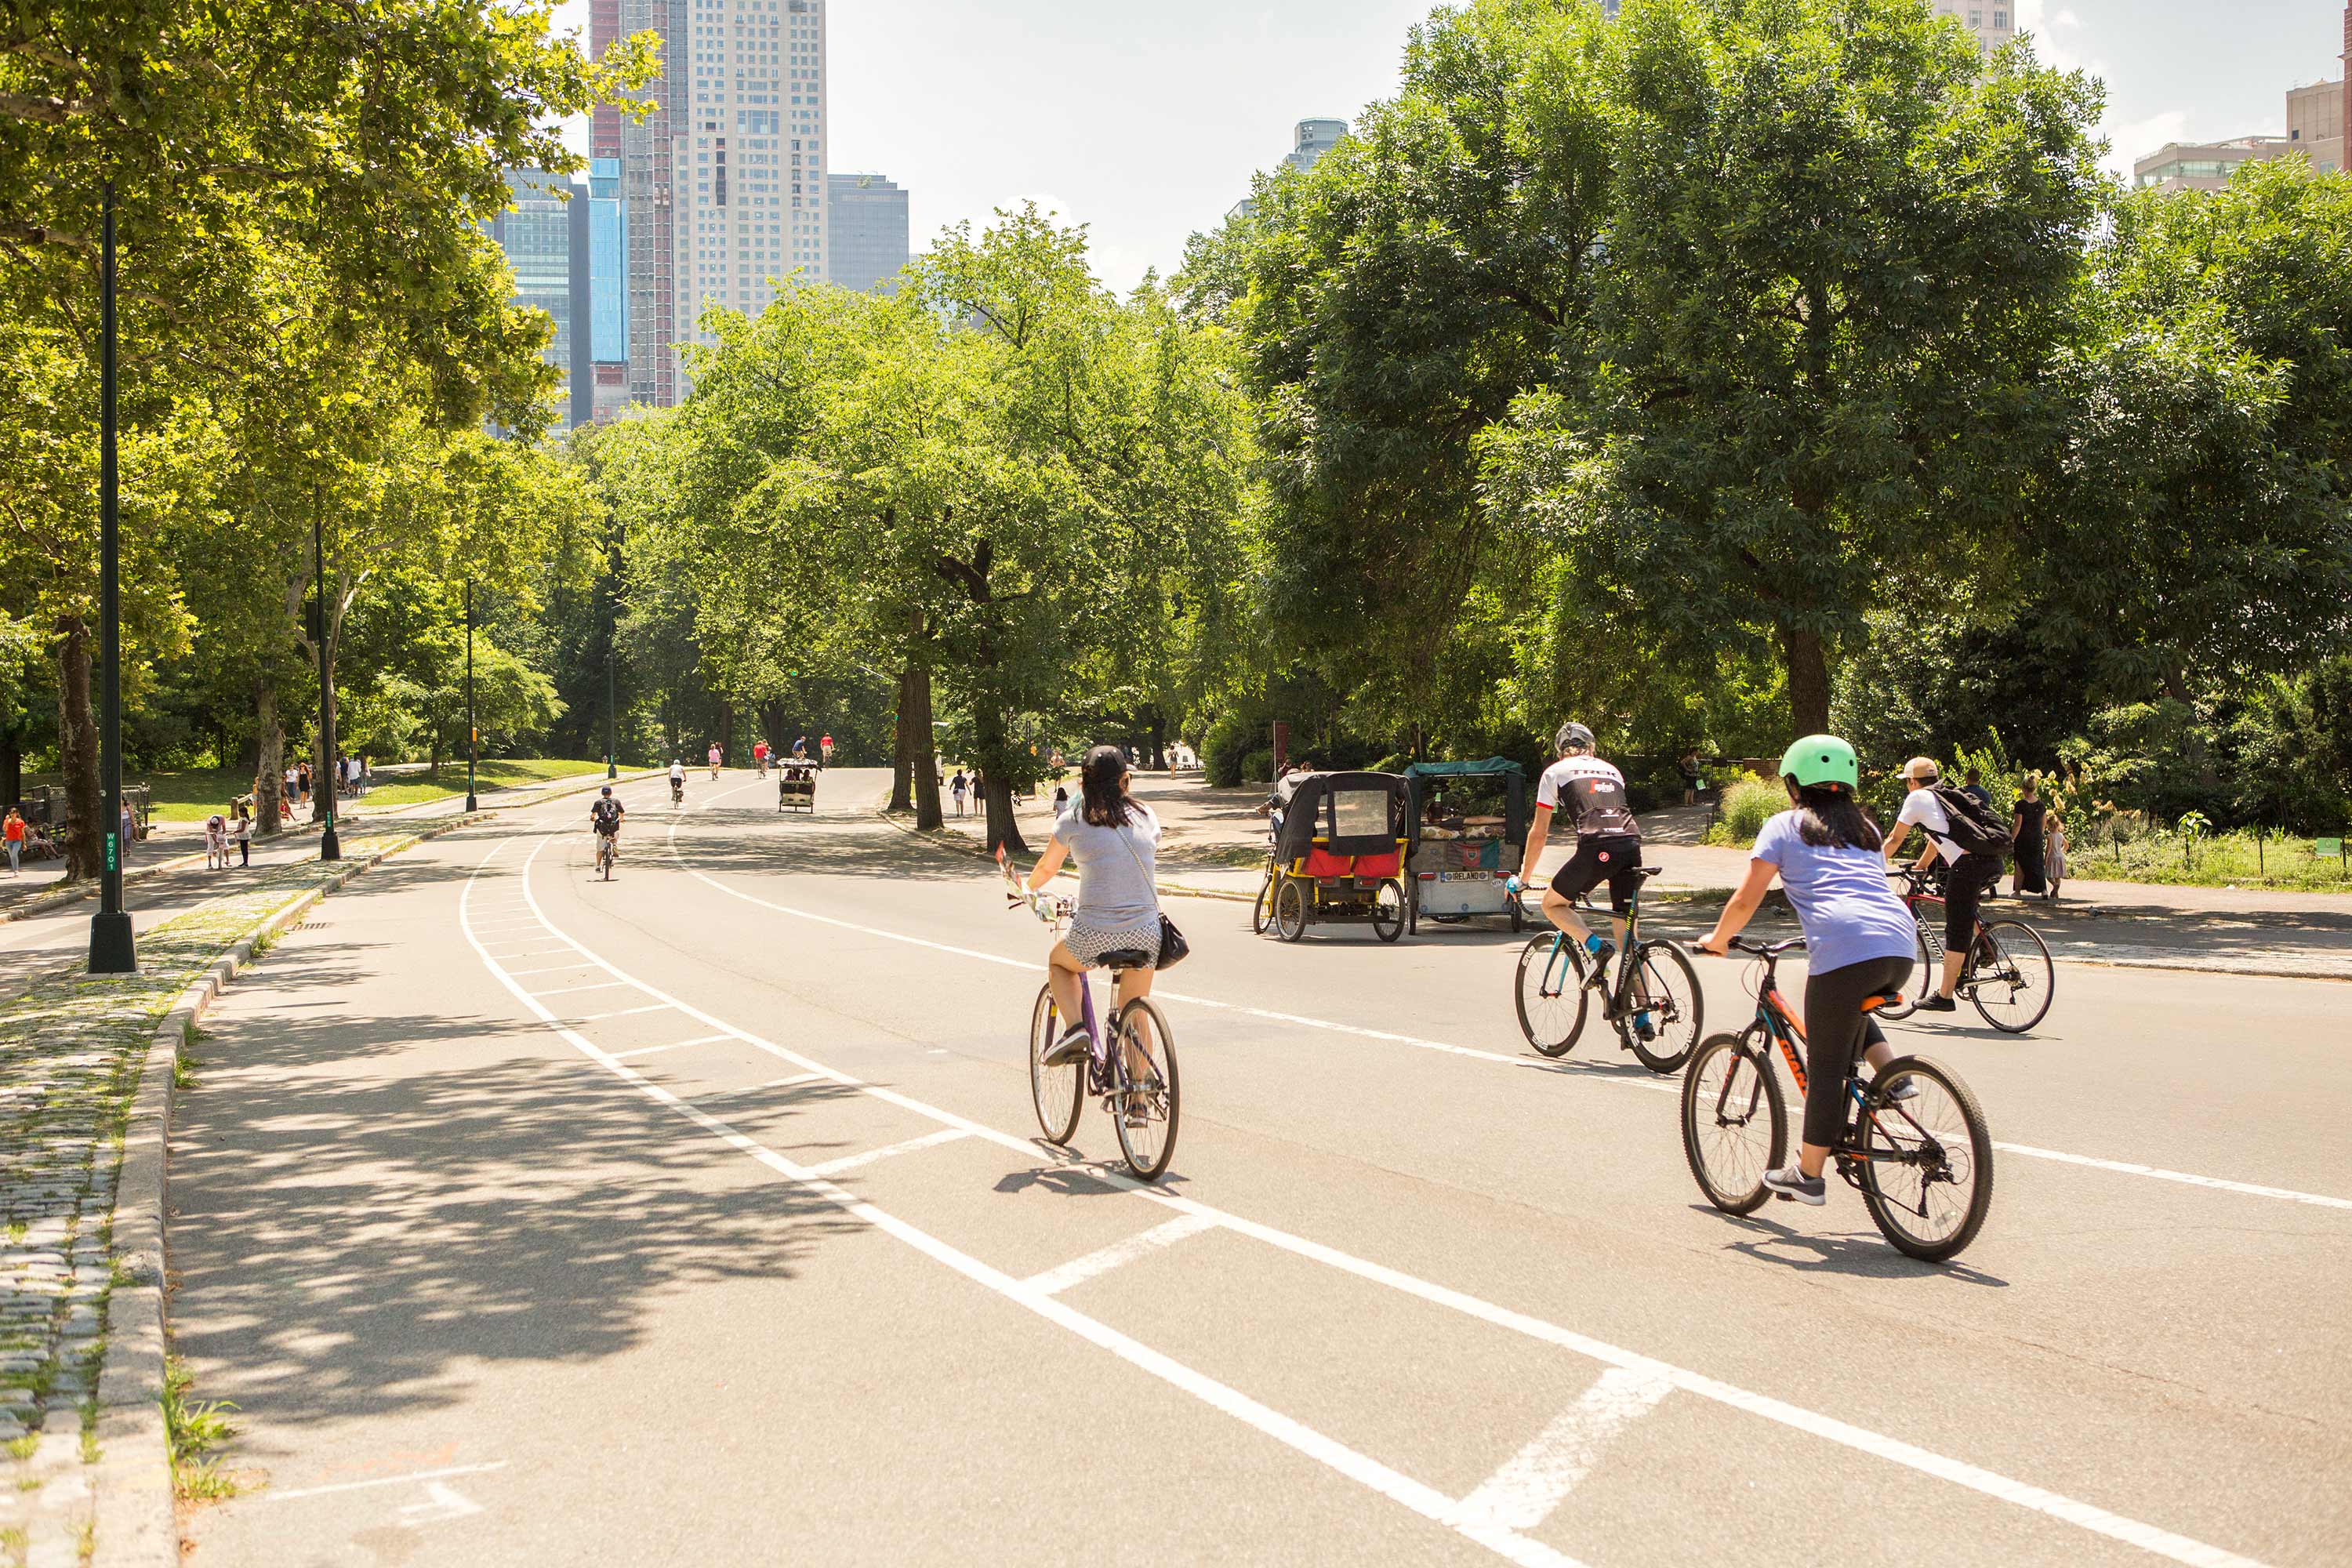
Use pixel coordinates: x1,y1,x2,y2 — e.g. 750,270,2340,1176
1879,866,2054,1033
1511,866,1701,1074
1681,937,1994,1263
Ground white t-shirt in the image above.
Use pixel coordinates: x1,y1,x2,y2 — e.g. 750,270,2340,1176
1896,787,1968,867
670,764,685,781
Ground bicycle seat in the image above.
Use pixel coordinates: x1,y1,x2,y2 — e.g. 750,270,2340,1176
1858,989,1905,1014
1635,866,1664,880
1095,948,1153,971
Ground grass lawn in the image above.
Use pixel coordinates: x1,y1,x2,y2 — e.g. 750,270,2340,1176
20,759,615,822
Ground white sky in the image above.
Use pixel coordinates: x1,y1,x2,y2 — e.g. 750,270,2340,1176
550,0,2348,294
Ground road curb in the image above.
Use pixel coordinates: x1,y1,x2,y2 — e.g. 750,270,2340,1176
88,808,497,1568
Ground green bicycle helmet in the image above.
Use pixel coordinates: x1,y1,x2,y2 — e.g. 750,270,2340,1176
1779,734,1860,793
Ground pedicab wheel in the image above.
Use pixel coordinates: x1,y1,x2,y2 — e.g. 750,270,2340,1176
1110,998,1180,1181
1857,1055,1994,1261
1681,1029,1785,1215
1371,879,1406,943
1274,877,1309,942
1514,933,1587,1058
1251,869,1275,935
1028,985,1084,1145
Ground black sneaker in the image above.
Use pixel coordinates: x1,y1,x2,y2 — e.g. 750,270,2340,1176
1041,1024,1091,1066
1916,995,1958,1013
1762,1165,1827,1206
1582,942,1616,986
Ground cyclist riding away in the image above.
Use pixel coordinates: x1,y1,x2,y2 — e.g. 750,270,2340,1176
670,757,686,805
819,732,834,768
706,742,722,779
792,735,809,763
1882,756,2004,1014
1509,722,1643,982
753,738,770,778
1695,735,1921,1206
590,785,625,862
1026,747,1163,1120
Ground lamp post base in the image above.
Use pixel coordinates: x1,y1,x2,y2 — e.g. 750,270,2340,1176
465,793,477,812
321,822,342,862
88,910,137,975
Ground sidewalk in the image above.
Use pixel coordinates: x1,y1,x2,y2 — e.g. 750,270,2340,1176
906,774,2350,980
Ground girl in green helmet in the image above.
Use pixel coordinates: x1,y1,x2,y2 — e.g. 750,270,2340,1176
1695,735,1920,1206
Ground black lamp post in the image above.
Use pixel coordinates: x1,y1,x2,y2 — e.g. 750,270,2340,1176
463,579,477,812
605,637,618,781
314,510,339,862
88,179,136,975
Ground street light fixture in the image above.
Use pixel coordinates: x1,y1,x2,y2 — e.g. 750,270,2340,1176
88,179,136,975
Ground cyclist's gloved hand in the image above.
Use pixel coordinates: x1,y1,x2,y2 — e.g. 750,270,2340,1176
1503,875,1523,895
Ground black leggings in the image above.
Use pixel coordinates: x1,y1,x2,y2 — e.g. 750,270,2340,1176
1801,956,1911,1148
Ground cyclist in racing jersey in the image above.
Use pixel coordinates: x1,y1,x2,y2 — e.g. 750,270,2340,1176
589,786,625,858
1508,723,1642,972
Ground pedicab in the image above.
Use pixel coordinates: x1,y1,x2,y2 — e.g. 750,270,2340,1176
1250,771,1412,943
777,760,817,814
1403,758,1530,935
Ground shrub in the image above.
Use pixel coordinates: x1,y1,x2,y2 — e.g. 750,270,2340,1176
1240,747,1275,784
1708,773,1784,845
1201,711,1253,788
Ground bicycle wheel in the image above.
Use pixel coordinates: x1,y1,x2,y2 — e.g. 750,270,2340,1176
1876,924,1932,1021
1856,1054,1993,1262
1027,985,1084,1145
1274,877,1309,942
1110,997,1180,1181
1513,934,1587,1058
1622,940,1702,1074
1967,920,2053,1034
1680,1029,1785,1215
1371,879,1406,943
1250,869,1275,935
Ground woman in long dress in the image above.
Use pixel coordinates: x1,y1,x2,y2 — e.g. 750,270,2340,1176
2011,776,2048,898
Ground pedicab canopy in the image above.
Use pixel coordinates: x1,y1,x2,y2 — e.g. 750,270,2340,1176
1274,771,1412,867
1402,758,1528,840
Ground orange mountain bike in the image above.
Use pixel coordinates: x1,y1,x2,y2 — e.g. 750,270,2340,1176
1680,937,1994,1262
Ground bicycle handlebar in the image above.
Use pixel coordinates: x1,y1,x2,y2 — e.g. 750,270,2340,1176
1728,935,1808,957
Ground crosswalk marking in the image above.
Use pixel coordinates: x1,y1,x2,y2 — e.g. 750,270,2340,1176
799,1127,973,1178
1022,1214,1222,1297
610,1033,731,1062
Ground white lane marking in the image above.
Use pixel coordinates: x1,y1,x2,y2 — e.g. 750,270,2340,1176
696,1072,826,1102
526,980,637,998
503,962,601,978
1456,1367,1674,1531
459,849,1582,1568
665,803,2352,1216
1022,1213,1222,1297
609,1033,732,1062
397,1480,484,1528
486,832,2275,1568
574,1004,679,1023
267,1462,509,1502
800,1127,973,1178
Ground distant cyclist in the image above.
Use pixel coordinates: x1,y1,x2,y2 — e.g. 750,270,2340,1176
669,757,686,805
589,786,625,863
819,732,834,768
792,734,809,763
1695,735,1919,1206
706,742,722,779
753,738,771,778
1882,756,2003,1014
1508,722,1642,975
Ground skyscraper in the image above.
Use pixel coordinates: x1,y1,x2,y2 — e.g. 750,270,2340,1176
589,157,631,423
604,0,682,408
827,172,908,293
491,169,593,428
1230,118,1349,223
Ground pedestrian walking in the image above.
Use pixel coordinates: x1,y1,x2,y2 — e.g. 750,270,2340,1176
1959,765,1991,811
2010,775,2048,899
1679,747,1704,808
3,806,24,875
2044,811,2067,901
949,771,967,818
1052,782,1070,817
232,803,252,868
120,800,136,860
296,760,312,804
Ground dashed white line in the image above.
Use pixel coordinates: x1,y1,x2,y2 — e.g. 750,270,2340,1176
527,980,637,998
610,1033,732,1062
1022,1213,1222,1297
1455,1367,1675,1531
696,1071,827,1102
800,1127,974,1178
266,1462,510,1503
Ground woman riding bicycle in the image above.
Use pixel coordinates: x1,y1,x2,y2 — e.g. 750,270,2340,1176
1026,746,1162,1076
1695,735,1919,1206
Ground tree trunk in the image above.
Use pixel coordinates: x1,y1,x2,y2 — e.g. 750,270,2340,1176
908,663,943,831
761,699,786,762
972,702,1025,854
1781,625,1831,736
719,701,735,768
253,677,285,835
1,724,20,810
54,614,100,881
888,667,913,811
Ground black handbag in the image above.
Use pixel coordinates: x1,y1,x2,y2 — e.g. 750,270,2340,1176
1156,913,1190,971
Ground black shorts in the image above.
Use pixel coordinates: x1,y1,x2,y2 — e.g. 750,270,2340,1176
1549,834,1643,916
1940,853,2002,948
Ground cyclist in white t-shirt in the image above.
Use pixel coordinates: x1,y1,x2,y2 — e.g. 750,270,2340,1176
1883,756,2001,1013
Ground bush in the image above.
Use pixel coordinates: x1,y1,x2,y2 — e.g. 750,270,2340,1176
1240,747,1275,784
1201,710,1253,789
1708,773,1784,846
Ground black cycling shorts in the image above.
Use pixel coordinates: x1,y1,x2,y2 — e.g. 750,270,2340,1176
1548,834,1643,916
1940,852,2002,949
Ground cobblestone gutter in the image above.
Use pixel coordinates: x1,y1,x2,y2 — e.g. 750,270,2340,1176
0,819,485,1568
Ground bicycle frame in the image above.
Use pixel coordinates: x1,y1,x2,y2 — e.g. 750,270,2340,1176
1535,880,1647,1010
1723,946,1926,1175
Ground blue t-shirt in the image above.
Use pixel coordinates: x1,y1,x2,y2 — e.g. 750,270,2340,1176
1751,810,1917,976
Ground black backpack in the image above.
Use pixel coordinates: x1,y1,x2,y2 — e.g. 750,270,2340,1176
1931,786,2013,860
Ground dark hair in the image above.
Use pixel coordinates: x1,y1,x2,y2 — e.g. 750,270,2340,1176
1080,745,1134,828
1786,779,1883,851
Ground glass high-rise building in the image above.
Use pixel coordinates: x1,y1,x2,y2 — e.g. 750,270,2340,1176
826,173,908,293
588,157,631,423
492,169,593,428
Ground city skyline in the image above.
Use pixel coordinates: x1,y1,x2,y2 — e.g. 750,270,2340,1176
550,0,2345,294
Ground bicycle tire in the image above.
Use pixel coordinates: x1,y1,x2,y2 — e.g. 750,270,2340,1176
1028,985,1083,1145
1371,879,1406,943
1681,1029,1785,1215
1622,940,1702,1074
1856,1054,1994,1262
1110,997,1180,1181
1967,920,2053,1034
1514,934,1587,1057
1274,877,1309,942
1250,869,1275,935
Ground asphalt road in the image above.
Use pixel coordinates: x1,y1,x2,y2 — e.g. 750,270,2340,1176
168,768,2352,1567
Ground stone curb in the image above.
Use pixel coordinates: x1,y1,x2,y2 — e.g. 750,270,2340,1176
86,808,497,1568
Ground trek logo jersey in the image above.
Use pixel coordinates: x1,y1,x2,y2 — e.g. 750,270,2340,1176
1535,756,1639,840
